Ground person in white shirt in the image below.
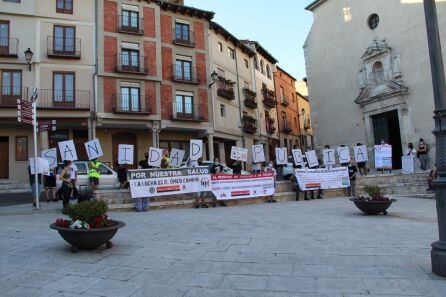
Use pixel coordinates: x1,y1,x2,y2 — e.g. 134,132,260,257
264,161,277,203
252,162,262,174
406,143,417,156
69,163,78,200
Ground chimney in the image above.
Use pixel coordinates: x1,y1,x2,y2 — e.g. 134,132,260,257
165,0,184,5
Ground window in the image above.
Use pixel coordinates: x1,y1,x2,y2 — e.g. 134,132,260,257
260,60,264,74
282,111,287,128
218,42,223,52
121,47,140,71
120,86,140,112
266,65,271,79
244,58,249,69
175,59,192,81
368,14,379,30
292,93,295,103
254,56,259,70
280,87,285,101
175,22,190,43
122,9,139,31
0,21,10,53
1,70,21,99
53,25,75,53
175,93,193,115
53,72,74,103
3,0,21,2
228,47,235,59
15,136,27,161
56,0,73,14
220,104,225,117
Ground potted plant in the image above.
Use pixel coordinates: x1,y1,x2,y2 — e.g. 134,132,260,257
50,200,125,252
350,184,397,215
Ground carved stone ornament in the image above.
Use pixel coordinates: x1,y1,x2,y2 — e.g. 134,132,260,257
355,39,409,107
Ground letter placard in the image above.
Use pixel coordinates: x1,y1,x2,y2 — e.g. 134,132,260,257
190,139,203,161
337,146,351,164
305,150,319,168
252,145,265,163
41,148,57,169
169,148,185,168
231,146,248,162
29,157,49,175
118,144,134,165
292,149,304,167
58,140,78,161
85,139,104,160
275,147,288,165
323,149,336,166
148,147,163,167
354,145,368,162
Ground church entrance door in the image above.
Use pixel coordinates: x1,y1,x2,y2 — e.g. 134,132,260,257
372,110,403,169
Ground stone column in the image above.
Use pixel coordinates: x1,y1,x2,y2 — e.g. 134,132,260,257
152,128,160,148
207,133,214,161
40,131,49,151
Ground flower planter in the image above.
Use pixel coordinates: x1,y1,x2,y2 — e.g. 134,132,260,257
50,220,125,252
349,198,397,215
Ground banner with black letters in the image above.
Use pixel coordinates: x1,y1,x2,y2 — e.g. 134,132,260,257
211,172,275,200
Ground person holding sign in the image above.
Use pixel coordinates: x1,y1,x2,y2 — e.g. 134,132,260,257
44,168,57,202
355,143,368,176
59,160,73,212
264,161,277,203
194,158,209,209
88,159,101,190
347,161,358,197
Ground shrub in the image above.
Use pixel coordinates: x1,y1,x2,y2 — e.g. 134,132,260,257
363,184,382,197
65,200,108,223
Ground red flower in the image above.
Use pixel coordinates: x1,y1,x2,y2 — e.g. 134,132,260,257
55,218,70,228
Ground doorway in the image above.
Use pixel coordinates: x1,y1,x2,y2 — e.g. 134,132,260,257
0,137,9,179
372,110,403,169
224,140,236,167
112,133,137,169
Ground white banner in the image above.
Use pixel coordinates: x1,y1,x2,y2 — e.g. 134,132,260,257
295,168,350,191
85,139,104,160
375,145,392,169
337,146,351,164
231,146,248,162
252,145,265,163
128,167,211,199
41,148,58,169
211,172,275,200
402,156,415,174
354,145,368,162
322,149,336,166
118,144,134,165
169,148,185,168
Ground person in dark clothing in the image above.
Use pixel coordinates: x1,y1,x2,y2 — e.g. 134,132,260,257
210,158,224,174
347,161,358,197
59,160,73,212
232,160,243,175
28,163,43,208
116,163,129,189
356,142,368,176
138,153,150,169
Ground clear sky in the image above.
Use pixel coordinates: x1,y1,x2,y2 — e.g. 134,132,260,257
186,0,314,80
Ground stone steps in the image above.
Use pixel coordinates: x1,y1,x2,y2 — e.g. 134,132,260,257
356,173,429,196
0,180,31,194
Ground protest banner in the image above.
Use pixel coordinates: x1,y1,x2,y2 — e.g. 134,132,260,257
292,149,304,167
275,147,288,165
169,148,185,167
148,147,163,167
190,139,203,160
252,145,265,163
128,167,211,198
402,156,416,174
58,140,78,161
375,145,392,169
85,139,103,160
231,146,248,162
305,150,319,168
354,145,368,162
337,146,351,164
295,168,350,191
322,149,336,166
41,148,57,169
211,172,275,200
118,144,134,165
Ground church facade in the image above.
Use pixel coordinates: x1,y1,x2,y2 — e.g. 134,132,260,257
304,0,446,169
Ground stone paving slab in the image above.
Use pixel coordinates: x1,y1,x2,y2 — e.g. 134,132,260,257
0,197,445,296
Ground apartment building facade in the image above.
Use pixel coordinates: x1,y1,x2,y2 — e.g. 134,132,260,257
0,0,95,182
274,66,300,154
97,0,214,166
295,80,313,150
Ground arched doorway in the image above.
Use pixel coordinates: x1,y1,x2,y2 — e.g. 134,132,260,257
112,133,137,169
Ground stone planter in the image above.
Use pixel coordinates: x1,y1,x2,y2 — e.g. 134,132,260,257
349,198,397,215
50,220,125,252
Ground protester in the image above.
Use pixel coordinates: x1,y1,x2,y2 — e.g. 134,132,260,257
356,142,368,176
232,160,243,175
139,153,150,169
289,168,300,201
252,161,262,174
135,160,149,212
417,138,429,171
88,158,101,190
187,157,198,168
28,163,42,208
264,161,277,203
59,160,73,212
44,168,57,202
117,163,129,189
194,158,208,208
427,163,438,192
406,143,416,156
161,150,170,169
210,158,227,207
69,162,78,200
324,145,333,170
339,144,349,167
347,161,358,197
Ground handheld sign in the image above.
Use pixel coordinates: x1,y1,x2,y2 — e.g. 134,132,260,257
322,149,336,166
305,150,319,168
375,145,392,169
337,146,351,164
275,148,288,165
85,139,104,160
29,157,49,175
41,148,57,169
118,144,134,165
402,156,415,174
292,149,304,167
190,140,203,161
231,146,248,162
354,145,368,163
169,148,185,168
58,140,78,161
148,147,163,167
252,145,265,163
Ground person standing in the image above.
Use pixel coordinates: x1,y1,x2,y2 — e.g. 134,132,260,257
69,162,78,200
232,160,243,175
427,163,438,192
28,163,42,208
59,160,73,212
417,138,429,171
135,156,150,212
44,168,57,202
194,158,209,208
210,158,226,207
356,142,368,176
347,161,358,197
88,159,101,191
139,153,150,169
264,161,277,203
252,161,262,174
117,163,129,189
406,143,417,156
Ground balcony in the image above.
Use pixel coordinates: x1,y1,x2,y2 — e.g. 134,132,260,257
118,15,144,35
173,65,199,84
0,86,26,106
171,102,204,122
243,88,257,108
0,38,19,57
242,115,257,134
116,54,148,74
266,117,276,134
282,122,292,134
262,89,277,108
281,97,290,106
172,29,195,47
47,37,81,59
217,77,235,100
112,94,151,114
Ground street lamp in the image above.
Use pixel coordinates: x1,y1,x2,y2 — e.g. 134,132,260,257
208,70,219,88
423,0,446,277
24,48,33,71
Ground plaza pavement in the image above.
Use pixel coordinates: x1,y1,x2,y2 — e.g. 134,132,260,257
0,197,445,297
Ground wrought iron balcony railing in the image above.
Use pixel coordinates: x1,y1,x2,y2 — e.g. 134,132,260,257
172,65,199,84
0,38,18,57
116,53,148,74
171,102,204,121
117,15,144,35
112,93,151,114
242,116,257,134
47,37,81,58
172,29,195,47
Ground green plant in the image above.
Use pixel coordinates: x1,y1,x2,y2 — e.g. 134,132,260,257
363,184,382,197
66,200,108,223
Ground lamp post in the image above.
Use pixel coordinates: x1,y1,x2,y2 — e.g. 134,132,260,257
423,0,446,277
24,48,33,71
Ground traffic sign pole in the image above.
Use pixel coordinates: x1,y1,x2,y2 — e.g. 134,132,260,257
33,101,39,210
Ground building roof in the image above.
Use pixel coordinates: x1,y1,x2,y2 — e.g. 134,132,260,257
305,0,328,11
154,0,215,20
209,22,256,57
240,40,278,64
276,66,297,82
